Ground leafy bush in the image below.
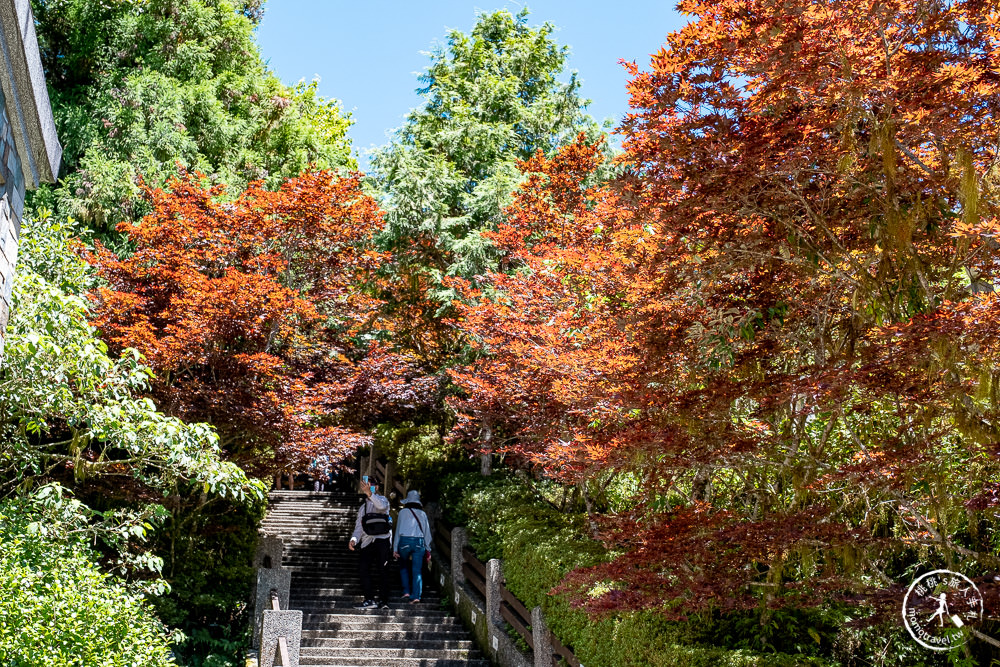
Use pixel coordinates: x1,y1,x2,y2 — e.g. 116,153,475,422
441,472,835,667
376,422,467,496
0,486,176,667
149,490,266,667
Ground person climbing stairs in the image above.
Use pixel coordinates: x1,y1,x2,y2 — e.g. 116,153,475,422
260,489,489,666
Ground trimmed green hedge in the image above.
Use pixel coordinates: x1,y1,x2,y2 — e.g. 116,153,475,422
440,472,834,667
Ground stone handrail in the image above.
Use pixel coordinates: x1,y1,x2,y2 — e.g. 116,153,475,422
249,536,302,667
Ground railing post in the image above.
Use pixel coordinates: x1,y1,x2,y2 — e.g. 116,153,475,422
259,609,301,667
532,606,554,667
486,558,503,628
254,535,283,570
451,526,467,586
385,460,396,499
253,564,291,645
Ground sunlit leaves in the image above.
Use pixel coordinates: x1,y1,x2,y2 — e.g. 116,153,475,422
90,169,385,471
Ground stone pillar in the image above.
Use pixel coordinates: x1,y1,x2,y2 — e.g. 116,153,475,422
451,526,467,586
253,567,292,645
259,609,302,667
254,535,283,570
486,558,503,628
531,606,554,667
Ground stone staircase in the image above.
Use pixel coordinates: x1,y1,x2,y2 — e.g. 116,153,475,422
261,490,489,667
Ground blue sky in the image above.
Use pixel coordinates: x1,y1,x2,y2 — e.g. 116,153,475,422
256,1,687,169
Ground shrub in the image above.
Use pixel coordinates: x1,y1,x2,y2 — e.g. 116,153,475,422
441,472,834,667
0,488,176,667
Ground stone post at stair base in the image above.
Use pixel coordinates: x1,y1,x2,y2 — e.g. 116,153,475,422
253,567,291,645
532,606,554,667
259,609,301,667
451,526,467,586
486,558,503,628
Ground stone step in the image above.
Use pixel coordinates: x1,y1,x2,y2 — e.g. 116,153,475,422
298,659,488,667
302,630,471,641
302,620,464,632
300,647,476,660
299,607,449,619
291,587,442,598
302,638,475,650
261,490,477,666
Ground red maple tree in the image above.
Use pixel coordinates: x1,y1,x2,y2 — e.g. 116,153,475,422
91,169,386,471
450,0,1000,617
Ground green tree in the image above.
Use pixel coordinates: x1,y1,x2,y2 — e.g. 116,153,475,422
372,9,604,303
0,211,261,500
31,0,354,230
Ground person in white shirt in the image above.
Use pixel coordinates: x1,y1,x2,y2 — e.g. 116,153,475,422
392,490,432,603
348,476,392,609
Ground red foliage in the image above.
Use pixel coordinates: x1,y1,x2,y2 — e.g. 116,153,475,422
91,169,385,471
450,0,1000,617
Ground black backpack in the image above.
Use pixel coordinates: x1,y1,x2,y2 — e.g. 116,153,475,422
361,505,391,536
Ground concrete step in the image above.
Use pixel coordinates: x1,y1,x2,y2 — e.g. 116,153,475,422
260,490,478,666
298,659,489,667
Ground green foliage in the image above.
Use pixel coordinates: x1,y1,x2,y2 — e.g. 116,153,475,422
0,485,176,667
149,490,266,667
0,213,263,501
374,422,462,489
441,472,836,667
30,0,355,229
372,8,605,300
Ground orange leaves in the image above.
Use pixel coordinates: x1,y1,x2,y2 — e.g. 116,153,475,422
90,169,386,471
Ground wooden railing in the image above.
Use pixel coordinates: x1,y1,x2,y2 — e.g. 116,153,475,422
438,525,581,667
434,520,452,563
373,459,406,497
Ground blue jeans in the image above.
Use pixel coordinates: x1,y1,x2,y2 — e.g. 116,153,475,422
397,536,425,599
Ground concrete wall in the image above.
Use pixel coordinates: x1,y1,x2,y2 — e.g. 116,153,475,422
0,81,23,356
0,0,62,359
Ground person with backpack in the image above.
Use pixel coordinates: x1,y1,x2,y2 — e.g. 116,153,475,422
392,490,432,603
348,475,392,609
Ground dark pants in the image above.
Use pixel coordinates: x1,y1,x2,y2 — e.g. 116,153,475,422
358,538,391,602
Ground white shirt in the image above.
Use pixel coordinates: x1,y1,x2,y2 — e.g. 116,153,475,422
392,505,431,552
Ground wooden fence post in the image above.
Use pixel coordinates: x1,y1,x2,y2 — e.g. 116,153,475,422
385,460,395,498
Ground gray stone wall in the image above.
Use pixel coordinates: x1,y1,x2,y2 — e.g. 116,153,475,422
0,81,23,357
